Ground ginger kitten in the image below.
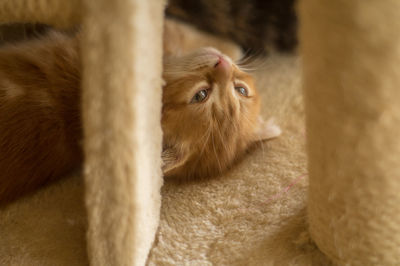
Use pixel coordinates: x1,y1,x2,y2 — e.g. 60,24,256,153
0,32,280,205
0,32,82,205
162,47,280,179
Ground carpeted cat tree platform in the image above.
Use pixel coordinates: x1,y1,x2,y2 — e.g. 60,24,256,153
1,0,400,265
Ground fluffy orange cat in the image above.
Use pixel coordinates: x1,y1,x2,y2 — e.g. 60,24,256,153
0,32,280,205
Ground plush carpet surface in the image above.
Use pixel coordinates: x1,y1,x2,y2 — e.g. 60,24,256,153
0,53,329,265
0,172,88,266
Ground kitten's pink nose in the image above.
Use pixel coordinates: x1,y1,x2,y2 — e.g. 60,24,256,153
214,55,231,76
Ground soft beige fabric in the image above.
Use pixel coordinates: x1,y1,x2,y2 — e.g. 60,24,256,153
0,173,88,266
299,0,400,264
0,0,81,28
81,0,165,265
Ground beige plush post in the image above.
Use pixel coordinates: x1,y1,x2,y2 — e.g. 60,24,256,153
299,0,400,264
0,0,81,27
81,0,164,265
0,0,164,264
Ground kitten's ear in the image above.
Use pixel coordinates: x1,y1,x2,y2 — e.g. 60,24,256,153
161,147,189,175
253,116,282,141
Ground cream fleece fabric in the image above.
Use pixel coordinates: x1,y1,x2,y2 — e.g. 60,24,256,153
0,53,329,265
0,173,88,266
0,0,81,28
299,0,400,264
81,0,165,265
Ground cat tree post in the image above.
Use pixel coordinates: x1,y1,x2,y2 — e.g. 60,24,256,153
0,0,81,27
81,0,164,265
0,0,165,265
299,0,400,264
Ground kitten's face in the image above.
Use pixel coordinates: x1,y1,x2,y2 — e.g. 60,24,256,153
162,48,279,179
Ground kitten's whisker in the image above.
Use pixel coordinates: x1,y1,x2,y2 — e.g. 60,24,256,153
236,52,271,73
236,50,260,65
211,130,223,174
223,111,239,136
199,125,212,157
241,110,257,128
213,112,231,160
198,124,212,143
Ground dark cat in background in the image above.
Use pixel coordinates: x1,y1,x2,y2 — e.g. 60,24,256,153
166,0,297,53
0,0,297,53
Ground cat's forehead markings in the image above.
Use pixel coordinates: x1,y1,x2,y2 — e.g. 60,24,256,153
209,83,221,105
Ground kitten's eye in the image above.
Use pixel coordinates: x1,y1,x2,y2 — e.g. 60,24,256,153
190,89,209,103
235,86,248,97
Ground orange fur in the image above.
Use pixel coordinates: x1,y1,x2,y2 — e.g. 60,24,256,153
0,32,82,205
0,33,279,205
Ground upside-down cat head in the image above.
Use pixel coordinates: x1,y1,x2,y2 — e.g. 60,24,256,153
162,47,281,179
